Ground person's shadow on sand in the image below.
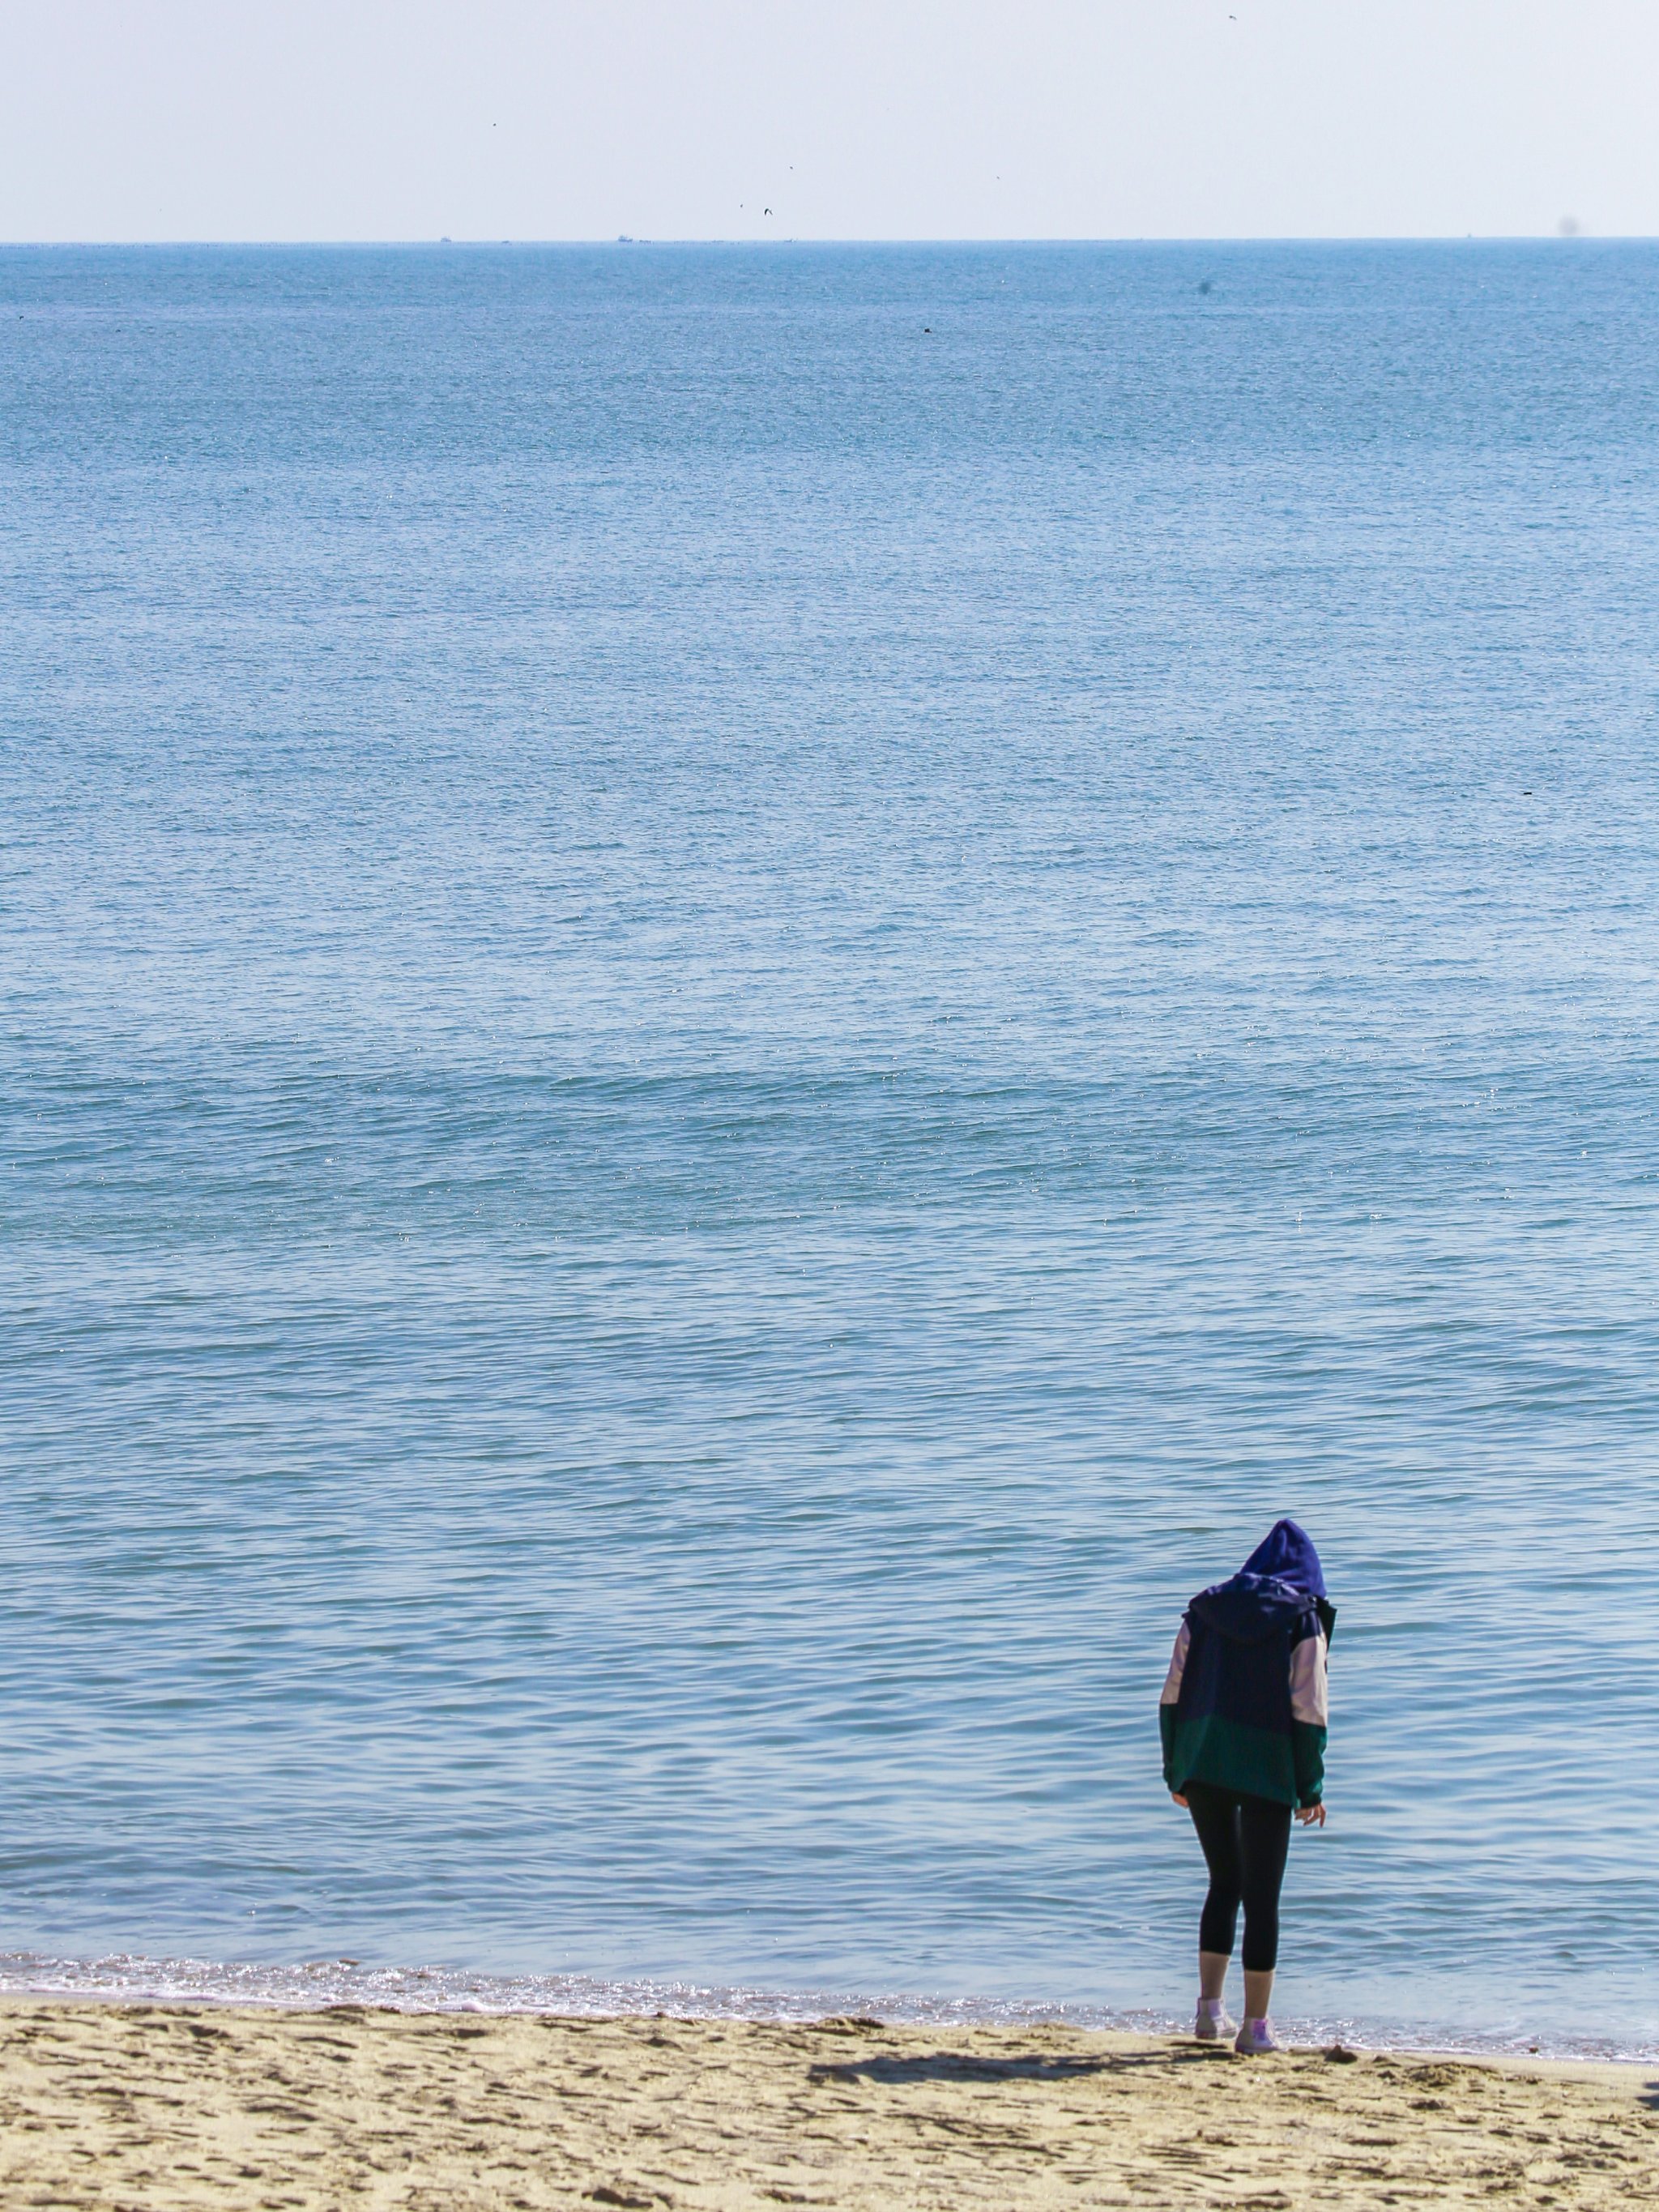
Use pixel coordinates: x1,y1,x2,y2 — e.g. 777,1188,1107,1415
809,2047,1232,2087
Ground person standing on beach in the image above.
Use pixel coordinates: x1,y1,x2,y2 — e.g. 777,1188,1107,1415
1159,1518,1333,2055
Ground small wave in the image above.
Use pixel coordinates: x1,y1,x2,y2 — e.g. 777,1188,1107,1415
0,1952,1652,2065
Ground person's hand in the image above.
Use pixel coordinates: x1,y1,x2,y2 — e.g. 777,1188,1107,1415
1296,1802,1327,1827
1170,1791,1188,1808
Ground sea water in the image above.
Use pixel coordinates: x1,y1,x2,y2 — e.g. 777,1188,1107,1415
3,241,1659,2056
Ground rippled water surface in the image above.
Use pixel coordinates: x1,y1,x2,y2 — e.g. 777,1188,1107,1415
3,241,1659,2050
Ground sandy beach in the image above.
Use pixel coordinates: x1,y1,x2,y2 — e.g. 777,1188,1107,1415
0,2001,1654,2209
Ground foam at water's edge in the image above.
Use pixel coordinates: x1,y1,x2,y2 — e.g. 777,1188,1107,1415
1,1954,1652,2067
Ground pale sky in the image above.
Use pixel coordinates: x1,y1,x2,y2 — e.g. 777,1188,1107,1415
2,0,1656,243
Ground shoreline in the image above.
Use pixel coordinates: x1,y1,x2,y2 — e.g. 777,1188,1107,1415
2,1997,1656,2208
4,1952,1657,2069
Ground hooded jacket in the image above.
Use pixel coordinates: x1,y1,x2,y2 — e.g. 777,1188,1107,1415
1158,1520,1333,1809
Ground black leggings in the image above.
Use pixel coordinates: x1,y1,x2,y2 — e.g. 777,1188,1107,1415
1184,1782,1293,1973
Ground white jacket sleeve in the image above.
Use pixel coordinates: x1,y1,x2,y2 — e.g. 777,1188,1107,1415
1289,1629,1328,1727
1160,1620,1191,1708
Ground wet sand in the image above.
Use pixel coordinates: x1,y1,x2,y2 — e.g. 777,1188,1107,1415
0,2000,1655,2208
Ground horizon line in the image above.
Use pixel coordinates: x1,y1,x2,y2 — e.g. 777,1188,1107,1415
0,231,1648,251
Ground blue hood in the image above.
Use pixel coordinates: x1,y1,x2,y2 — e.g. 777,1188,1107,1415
1188,1520,1331,1646
1241,1518,1325,1598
